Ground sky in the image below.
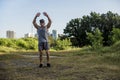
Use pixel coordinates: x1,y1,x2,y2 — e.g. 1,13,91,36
0,0,120,38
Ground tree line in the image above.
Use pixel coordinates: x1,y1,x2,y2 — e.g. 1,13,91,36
64,11,120,47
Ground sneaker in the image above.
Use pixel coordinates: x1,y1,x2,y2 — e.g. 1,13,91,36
39,64,43,68
47,63,51,67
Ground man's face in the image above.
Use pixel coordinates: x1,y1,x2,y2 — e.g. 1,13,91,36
40,19,45,27
40,22,45,27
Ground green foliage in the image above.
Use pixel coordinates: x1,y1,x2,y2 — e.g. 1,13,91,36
64,11,120,46
0,38,16,47
16,39,28,49
0,37,72,52
87,28,103,49
111,28,120,44
54,38,72,50
23,38,38,50
7,39,17,47
0,38,38,51
64,18,84,47
48,36,56,47
111,41,120,52
0,38,9,46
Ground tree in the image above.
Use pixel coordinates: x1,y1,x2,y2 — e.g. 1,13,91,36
100,11,120,45
64,18,87,47
64,18,79,46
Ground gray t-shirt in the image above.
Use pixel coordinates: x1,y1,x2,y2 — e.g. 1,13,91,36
37,26,48,42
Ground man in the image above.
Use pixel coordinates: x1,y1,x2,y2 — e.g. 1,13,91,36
33,12,52,68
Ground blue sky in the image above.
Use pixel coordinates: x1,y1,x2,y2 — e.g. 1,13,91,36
0,0,120,38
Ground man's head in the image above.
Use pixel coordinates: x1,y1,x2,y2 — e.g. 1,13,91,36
40,19,45,27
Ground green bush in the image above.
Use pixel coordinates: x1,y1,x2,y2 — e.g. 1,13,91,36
87,28,103,49
16,39,28,49
0,38,16,48
111,28,120,44
0,38,38,52
6,39,16,47
0,37,73,51
0,38,8,46
54,38,72,50
23,38,38,50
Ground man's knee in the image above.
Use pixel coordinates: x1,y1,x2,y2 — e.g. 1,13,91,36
45,50,50,54
39,50,43,55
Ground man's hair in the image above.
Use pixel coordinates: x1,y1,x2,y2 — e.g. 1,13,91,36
40,19,45,23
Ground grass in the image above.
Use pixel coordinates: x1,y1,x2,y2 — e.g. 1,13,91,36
0,46,17,53
0,52,120,80
0,42,120,80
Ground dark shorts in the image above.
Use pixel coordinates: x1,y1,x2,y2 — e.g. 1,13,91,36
38,42,49,50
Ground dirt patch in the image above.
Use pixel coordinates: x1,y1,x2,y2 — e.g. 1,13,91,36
22,54,62,58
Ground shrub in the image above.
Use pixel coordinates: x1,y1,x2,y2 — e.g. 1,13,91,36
54,38,72,50
16,39,28,49
111,28,120,44
6,39,16,47
0,38,38,51
23,38,38,50
0,38,8,46
0,38,16,47
0,37,72,51
87,28,103,49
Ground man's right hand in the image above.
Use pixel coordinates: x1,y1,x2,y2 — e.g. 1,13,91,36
36,12,40,17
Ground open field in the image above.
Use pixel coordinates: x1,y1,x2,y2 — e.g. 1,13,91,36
0,47,120,80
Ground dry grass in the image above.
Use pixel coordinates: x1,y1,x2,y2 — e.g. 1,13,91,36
0,50,120,80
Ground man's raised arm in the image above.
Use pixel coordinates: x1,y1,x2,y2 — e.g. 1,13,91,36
33,12,40,29
43,12,52,29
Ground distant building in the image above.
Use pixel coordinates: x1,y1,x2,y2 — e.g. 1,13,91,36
6,30,15,38
52,30,58,40
35,33,38,38
24,33,34,38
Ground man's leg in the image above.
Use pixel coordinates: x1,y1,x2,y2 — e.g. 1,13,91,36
45,50,51,67
44,42,51,67
39,50,43,67
45,50,50,63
